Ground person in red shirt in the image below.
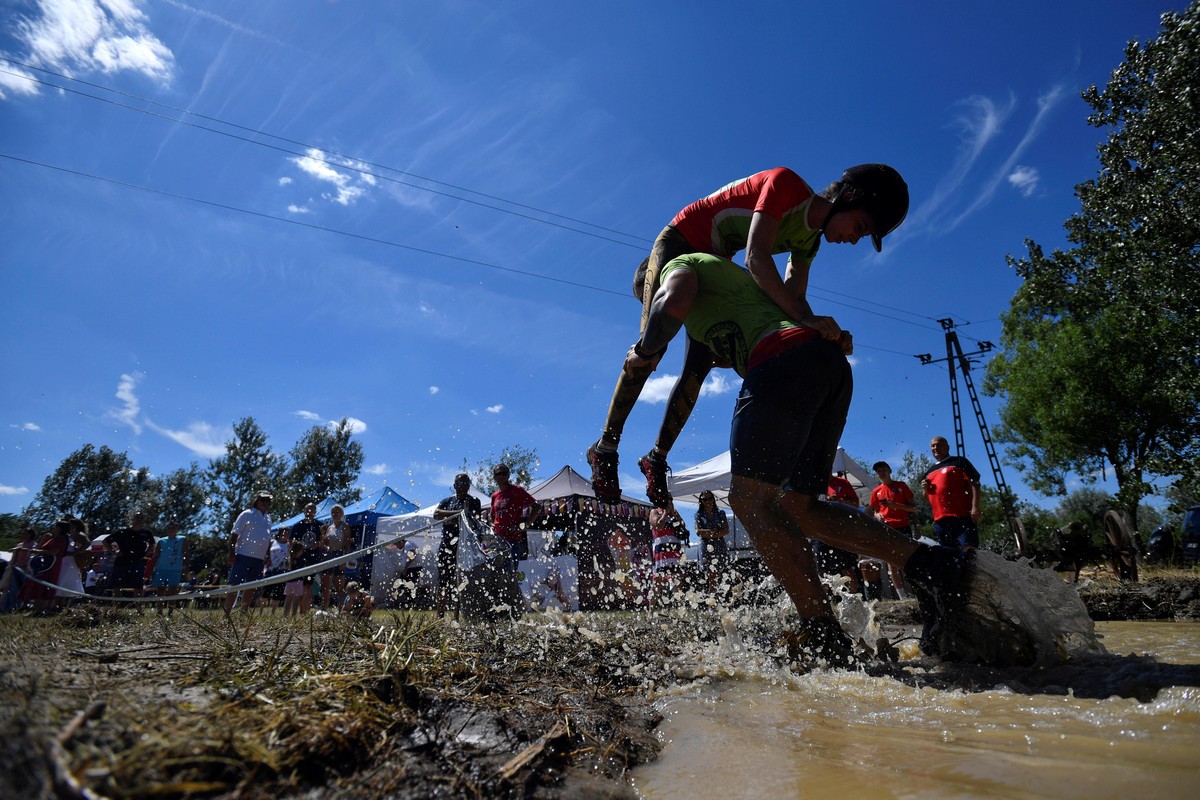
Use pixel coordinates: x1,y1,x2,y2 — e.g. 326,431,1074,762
489,463,541,568
826,473,860,506
868,461,918,600
923,437,982,551
868,461,916,536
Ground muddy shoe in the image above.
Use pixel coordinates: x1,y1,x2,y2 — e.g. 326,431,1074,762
637,451,672,508
782,616,859,670
587,442,621,503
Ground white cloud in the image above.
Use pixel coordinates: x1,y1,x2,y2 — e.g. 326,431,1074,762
366,463,390,476
278,176,293,186
0,484,30,496
11,422,42,431
286,204,312,215
486,404,503,414
429,386,440,395
698,373,736,398
1007,165,1040,197
144,419,228,459
288,148,374,207
0,64,40,99
639,374,677,404
639,371,736,404
339,417,368,434
109,371,143,433
294,410,322,421
8,0,175,95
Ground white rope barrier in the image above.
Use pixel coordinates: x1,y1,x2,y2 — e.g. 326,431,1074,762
3,517,446,605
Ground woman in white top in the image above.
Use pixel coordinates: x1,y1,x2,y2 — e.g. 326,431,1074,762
323,505,352,609
57,518,92,604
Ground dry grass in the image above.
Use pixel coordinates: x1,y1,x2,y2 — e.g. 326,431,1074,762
0,607,667,799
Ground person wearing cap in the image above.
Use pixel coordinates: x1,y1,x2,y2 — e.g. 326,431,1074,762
432,473,484,617
587,164,909,509
224,491,275,614
634,250,971,666
866,461,918,600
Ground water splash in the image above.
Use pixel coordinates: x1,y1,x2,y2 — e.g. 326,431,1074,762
942,551,1106,666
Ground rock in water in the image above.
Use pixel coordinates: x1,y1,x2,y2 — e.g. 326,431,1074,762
938,551,1106,667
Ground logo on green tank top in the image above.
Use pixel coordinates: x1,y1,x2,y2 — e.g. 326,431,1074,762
704,321,749,375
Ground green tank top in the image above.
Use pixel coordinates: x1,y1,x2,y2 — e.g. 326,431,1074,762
659,253,797,377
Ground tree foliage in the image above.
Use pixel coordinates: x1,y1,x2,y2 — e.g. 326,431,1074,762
463,444,540,495
22,444,144,533
986,4,1200,521
285,419,365,510
205,417,288,533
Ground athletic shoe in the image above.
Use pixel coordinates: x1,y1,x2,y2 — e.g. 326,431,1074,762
637,452,672,508
587,442,621,503
783,616,859,670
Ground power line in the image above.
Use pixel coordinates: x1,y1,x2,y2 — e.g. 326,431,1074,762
0,152,629,298
4,152,959,358
0,56,964,331
0,61,651,252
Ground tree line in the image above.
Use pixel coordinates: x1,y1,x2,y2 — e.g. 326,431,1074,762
8,417,365,542
983,3,1199,525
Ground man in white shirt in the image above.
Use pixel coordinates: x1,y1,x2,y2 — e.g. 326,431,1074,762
224,491,274,614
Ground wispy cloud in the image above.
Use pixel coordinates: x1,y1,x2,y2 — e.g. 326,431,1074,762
896,83,1069,245
0,484,30,496
109,372,143,434
294,410,322,422
366,463,390,476
429,386,440,395
157,0,292,49
106,373,231,458
342,417,368,434
3,0,174,101
486,405,503,414
948,84,1069,228
144,419,228,459
10,422,41,431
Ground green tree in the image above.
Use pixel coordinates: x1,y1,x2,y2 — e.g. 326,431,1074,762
285,419,365,511
986,5,1200,524
205,417,288,533
463,444,540,495
22,444,141,533
0,513,25,550
149,464,209,533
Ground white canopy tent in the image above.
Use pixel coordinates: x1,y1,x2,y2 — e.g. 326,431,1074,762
667,446,878,505
667,447,880,558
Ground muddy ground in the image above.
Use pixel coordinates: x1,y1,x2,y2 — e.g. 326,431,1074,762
2,572,1198,800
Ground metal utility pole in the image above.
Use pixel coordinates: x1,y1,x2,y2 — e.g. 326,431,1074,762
916,319,1029,555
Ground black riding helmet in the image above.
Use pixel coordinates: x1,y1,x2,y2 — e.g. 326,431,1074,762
822,163,909,252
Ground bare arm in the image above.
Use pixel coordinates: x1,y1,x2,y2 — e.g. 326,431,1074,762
747,212,844,344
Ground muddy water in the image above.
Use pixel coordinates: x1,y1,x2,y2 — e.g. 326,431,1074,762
632,622,1200,799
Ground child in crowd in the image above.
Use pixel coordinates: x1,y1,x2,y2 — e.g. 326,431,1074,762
649,506,684,607
340,581,374,618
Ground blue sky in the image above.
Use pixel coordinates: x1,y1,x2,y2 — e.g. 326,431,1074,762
0,0,1186,521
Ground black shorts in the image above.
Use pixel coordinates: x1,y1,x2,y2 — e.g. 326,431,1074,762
730,338,852,495
812,541,859,575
